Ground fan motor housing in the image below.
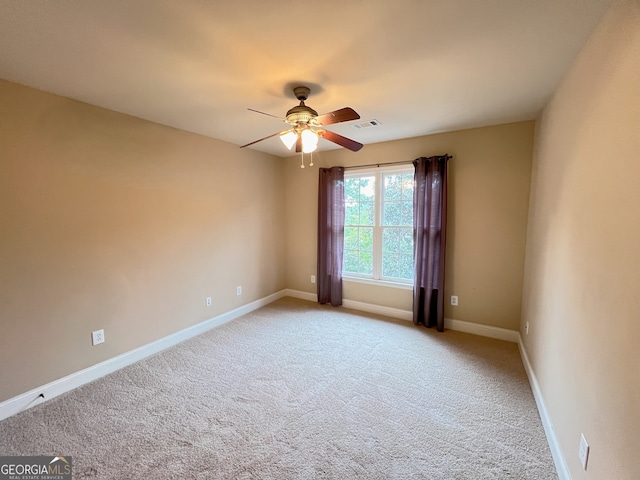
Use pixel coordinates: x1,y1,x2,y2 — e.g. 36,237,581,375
285,104,318,125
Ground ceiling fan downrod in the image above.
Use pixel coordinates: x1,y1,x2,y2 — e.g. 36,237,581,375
286,86,318,125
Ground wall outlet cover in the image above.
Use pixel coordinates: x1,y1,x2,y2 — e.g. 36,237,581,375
579,433,589,470
91,329,105,346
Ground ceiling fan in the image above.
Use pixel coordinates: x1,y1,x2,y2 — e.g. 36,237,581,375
240,86,364,154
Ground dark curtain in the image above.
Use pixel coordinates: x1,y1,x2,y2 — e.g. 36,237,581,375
317,166,345,306
413,156,449,331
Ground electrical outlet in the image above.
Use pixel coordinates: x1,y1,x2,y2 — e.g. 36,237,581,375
206,296,212,307
236,286,242,296
579,434,589,470
450,295,458,306
91,329,105,346
525,322,529,335
311,275,316,284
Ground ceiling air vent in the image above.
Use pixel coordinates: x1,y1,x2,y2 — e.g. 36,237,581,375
353,119,382,129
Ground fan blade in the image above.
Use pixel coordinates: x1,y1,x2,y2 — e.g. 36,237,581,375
295,135,302,153
318,130,363,152
247,108,283,120
315,107,360,126
240,129,290,148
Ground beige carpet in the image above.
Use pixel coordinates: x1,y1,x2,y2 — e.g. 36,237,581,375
0,297,557,479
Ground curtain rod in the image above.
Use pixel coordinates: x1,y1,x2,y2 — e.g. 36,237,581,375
343,154,452,171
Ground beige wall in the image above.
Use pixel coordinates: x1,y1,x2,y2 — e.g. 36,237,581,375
285,121,534,330
0,79,286,402
521,2,640,479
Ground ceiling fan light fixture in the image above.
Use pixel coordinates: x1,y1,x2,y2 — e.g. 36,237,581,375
302,142,317,154
280,131,297,150
301,129,319,153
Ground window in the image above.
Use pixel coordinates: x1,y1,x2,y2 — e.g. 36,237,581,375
343,167,414,284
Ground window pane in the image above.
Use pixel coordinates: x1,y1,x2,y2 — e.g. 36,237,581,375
359,227,373,252
359,251,373,275
382,227,401,253
359,177,375,201
345,178,359,202
382,253,400,278
399,254,414,280
344,227,359,250
345,202,359,225
401,200,413,226
387,227,411,254
384,174,402,201
360,201,374,225
382,252,414,280
383,201,401,226
401,174,414,200
399,228,413,255
344,251,359,273
382,228,414,280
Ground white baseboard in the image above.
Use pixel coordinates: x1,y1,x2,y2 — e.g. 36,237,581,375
286,290,412,322
519,340,570,480
342,298,413,322
0,290,287,422
285,291,519,344
444,318,520,343
284,288,317,302
341,300,520,344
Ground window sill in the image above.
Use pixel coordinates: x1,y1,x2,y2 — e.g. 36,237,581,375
343,276,414,290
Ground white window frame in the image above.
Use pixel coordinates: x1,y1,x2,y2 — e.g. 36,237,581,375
343,165,414,287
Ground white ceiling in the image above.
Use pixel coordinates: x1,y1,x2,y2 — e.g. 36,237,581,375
0,0,611,157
